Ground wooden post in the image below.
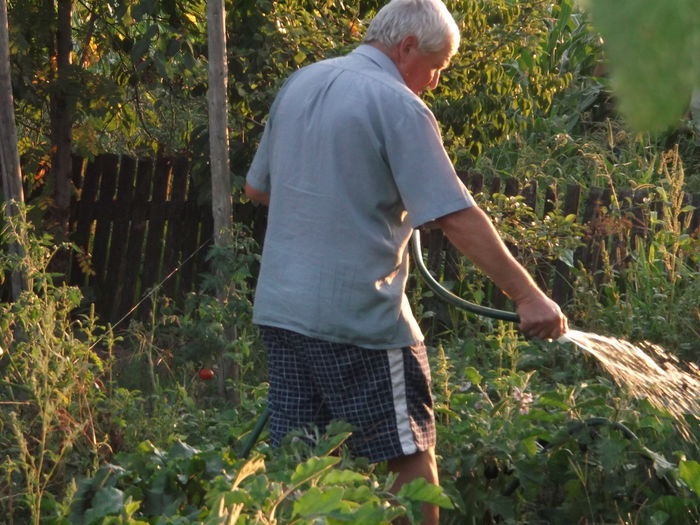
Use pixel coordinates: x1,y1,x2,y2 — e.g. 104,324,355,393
48,0,74,239
0,0,26,299
207,0,232,246
207,0,237,402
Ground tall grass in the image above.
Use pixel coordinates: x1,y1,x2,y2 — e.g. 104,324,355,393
0,206,114,524
564,146,699,355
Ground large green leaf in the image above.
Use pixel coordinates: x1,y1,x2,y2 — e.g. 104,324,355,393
679,460,700,496
396,478,454,509
589,0,700,132
290,456,340,486
292,486,345,518
321,469,368,484
83,487,125,523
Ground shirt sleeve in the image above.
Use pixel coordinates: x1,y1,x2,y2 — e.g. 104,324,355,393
245,116,273,194
384,100,475,228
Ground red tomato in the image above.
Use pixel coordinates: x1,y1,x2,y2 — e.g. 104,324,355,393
198,368,215,380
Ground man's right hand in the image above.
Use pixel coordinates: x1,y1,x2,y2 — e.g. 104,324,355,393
515,293,568,340
436,205,568,340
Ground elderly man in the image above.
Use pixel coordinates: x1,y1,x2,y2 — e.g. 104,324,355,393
244,0,567,522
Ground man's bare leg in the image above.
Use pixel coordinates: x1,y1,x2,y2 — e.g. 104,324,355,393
387,447,439,525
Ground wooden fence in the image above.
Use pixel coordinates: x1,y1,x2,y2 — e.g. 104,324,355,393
69,154,213,322
59,155,700,324
420,170,700,313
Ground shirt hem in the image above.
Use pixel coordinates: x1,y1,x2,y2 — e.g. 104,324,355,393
252,319,423,350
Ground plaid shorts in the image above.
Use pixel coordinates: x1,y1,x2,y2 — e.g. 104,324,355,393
259,326,436,463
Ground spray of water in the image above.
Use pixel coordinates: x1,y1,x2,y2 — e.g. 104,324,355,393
560,330,700,440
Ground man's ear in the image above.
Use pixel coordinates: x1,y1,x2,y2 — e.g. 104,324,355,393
397,35,419,61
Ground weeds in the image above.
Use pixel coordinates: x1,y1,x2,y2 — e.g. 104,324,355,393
0,206,114,524
565,147,699,355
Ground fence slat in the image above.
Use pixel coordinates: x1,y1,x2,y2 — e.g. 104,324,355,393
70,156,101,287
523,181,537,210
543,185,556,217
116,158,154,320
91,155,120,315
533,183,555,290
92,154,119,279
551,183,582,307
610,188,634,270
577,186,605,271
504,177,519,197
592,188,612,285
492,178,521,309
68,156,86,284
162,157,190,299
180,166,209,295
471,171,484,195
106,156,136,321
140,157,172,303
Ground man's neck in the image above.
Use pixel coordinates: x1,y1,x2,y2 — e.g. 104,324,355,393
365,41,399,65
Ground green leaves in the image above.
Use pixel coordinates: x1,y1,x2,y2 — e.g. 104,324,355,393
680,460,700,496
290,456,340,485
463,366,483,386
589,0,700,133
293,50,307,65
395,478,454,524
396,478,454,509
293,486,345,517
68,424,410,525
433,0,585,162
83,487,127,523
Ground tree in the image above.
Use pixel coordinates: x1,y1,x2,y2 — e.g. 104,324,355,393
4,0,77,238
586,0,700,133
48,0,74,239
8,0,209,219
0,0,26,299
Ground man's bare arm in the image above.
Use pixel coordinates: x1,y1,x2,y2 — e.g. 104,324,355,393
436,206,567,340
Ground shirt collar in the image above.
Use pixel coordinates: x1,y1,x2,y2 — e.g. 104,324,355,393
351,44,405,84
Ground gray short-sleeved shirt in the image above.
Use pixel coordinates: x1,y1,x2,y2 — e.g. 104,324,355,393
246,44,475,349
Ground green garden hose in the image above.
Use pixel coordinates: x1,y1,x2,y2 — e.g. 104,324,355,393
240,406,270,458
240,230,521,458
410,229,520,323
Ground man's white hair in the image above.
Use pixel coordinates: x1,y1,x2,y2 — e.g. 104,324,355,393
364,0,460,55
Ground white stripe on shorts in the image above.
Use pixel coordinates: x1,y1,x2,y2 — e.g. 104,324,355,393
387,348,417,456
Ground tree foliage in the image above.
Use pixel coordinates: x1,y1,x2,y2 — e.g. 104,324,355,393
221,0,592,182
433,0,595,163
224,0,363,182
586,0,700,133
8,0,208,198
8,0,592,202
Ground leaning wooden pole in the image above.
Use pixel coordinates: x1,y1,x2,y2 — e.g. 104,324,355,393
0,0,26,299
206,0,237,401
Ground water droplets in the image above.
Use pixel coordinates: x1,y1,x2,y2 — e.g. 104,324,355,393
561,329,700,440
